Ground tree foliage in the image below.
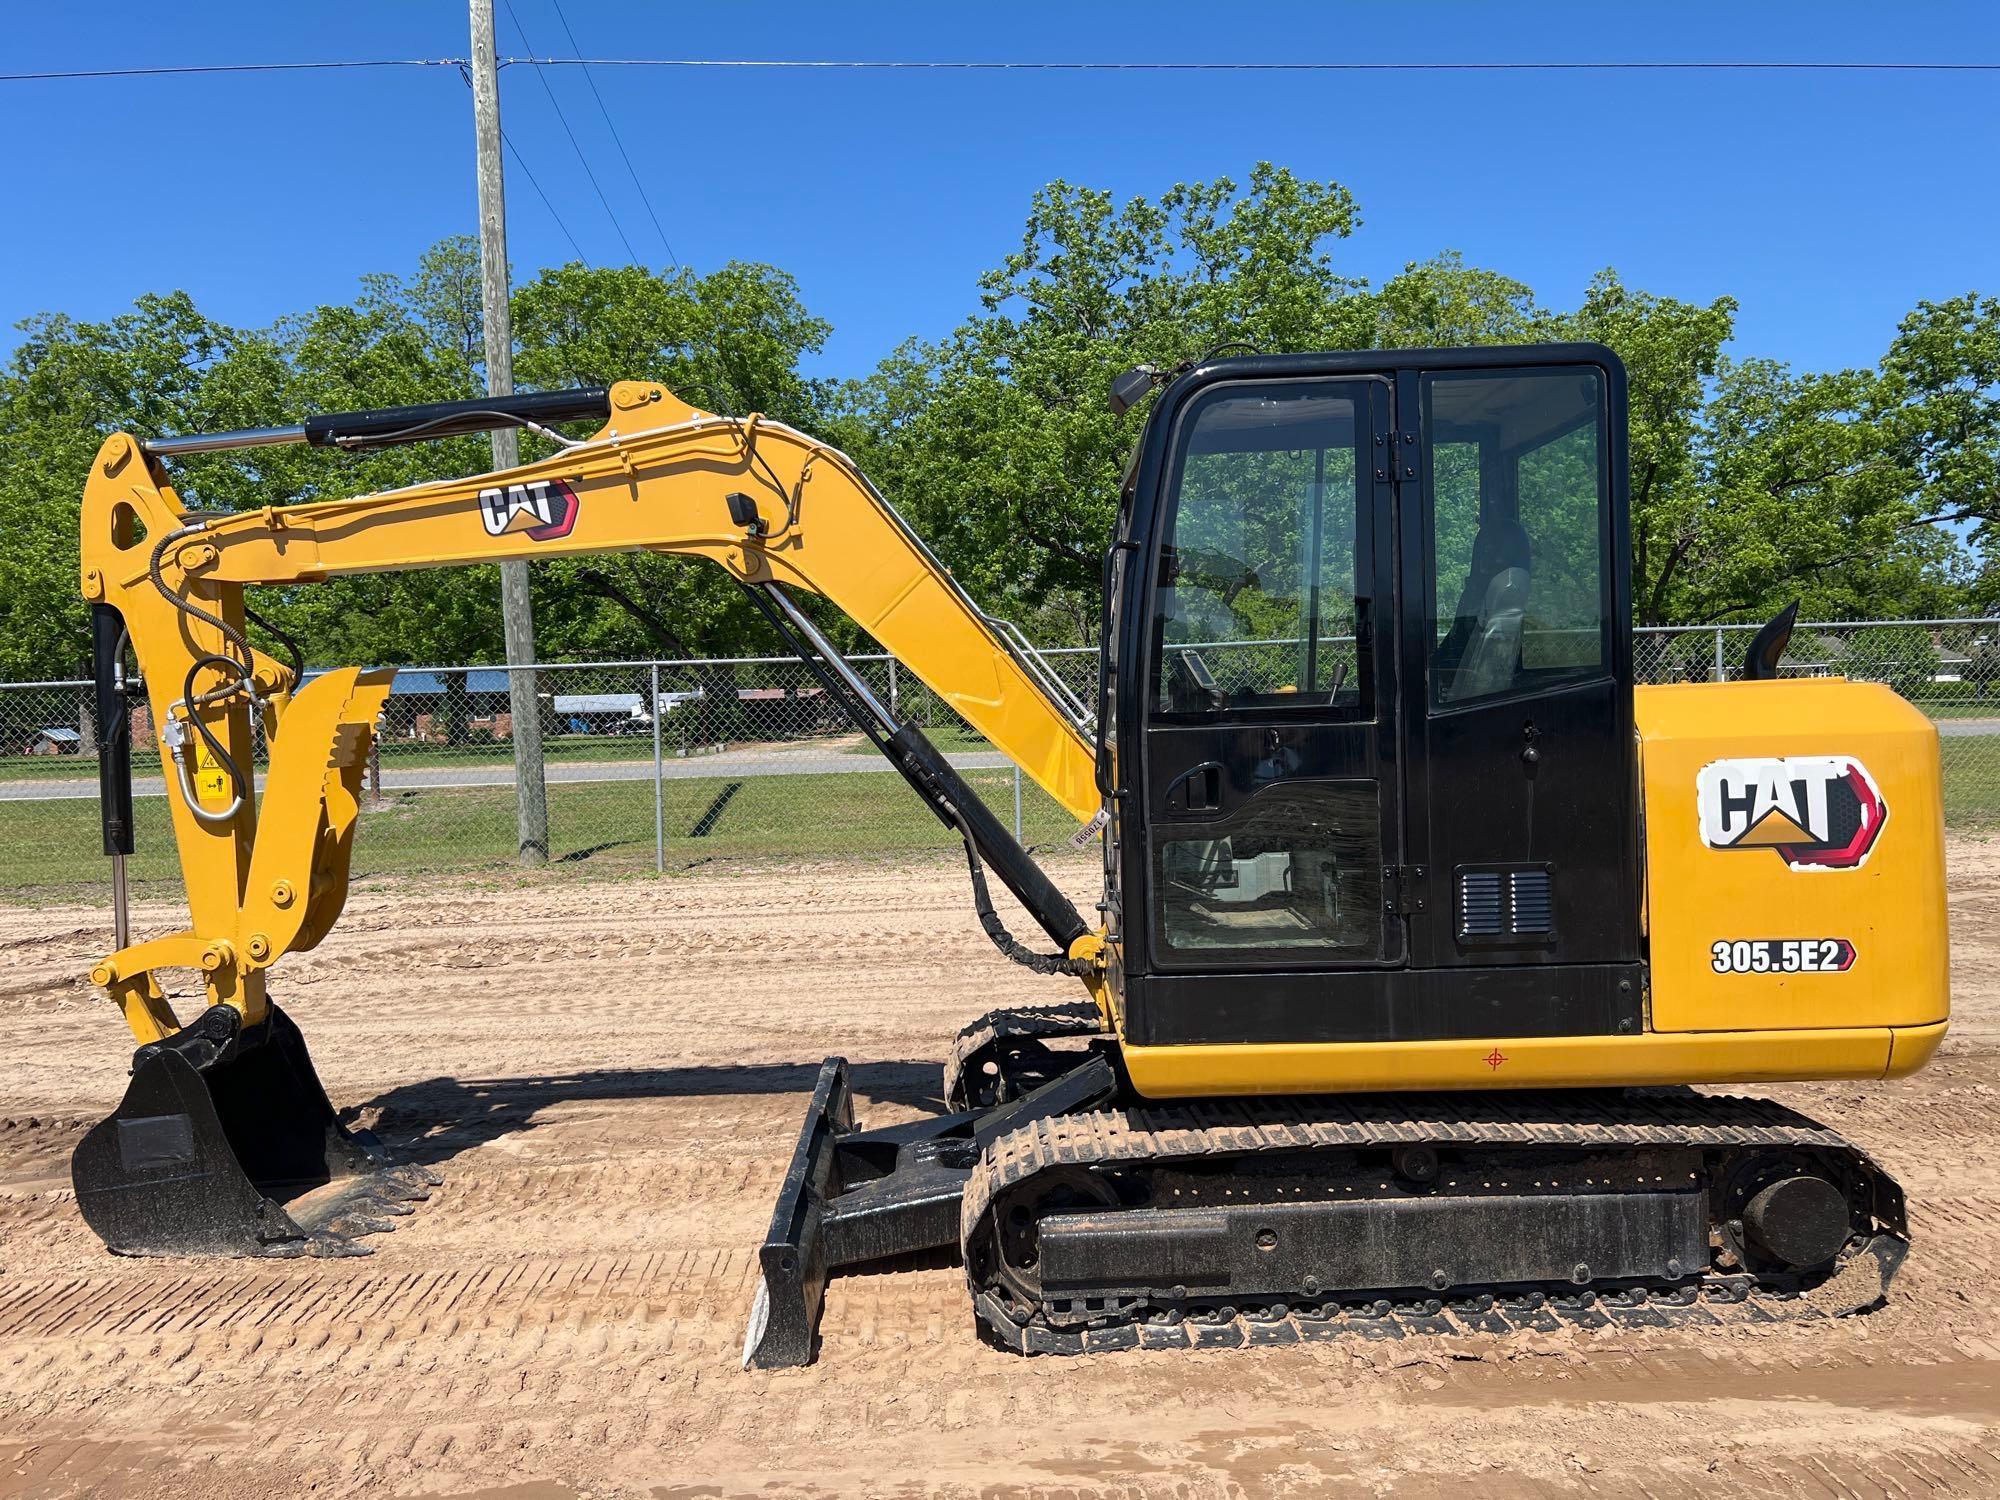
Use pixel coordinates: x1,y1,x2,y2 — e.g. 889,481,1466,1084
839,166,1379,637
0,243,830,677
2,166,1993,681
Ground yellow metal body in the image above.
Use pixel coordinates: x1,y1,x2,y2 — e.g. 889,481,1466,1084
1634,678,1948,1035
80,379,1948,1106
1121,677,1950,1098
80,382,1097,1038
1119,1023,1947,1098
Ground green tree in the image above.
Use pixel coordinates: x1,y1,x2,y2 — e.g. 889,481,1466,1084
1683,359,1961,624
841,165,1370,640
0,292,282,678
4,171,1991,684
1538,272,1736,625
1365,251,1541,348
1876,294,2000,608
0,243,836,678
1843,625,1943,697
511,257,835,669
204,238,505,667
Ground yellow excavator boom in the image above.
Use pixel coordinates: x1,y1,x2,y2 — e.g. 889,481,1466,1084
80,379,1099,1038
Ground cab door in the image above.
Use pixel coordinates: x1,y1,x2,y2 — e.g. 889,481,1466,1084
1400,361,1642,986
1126,374,1404,1045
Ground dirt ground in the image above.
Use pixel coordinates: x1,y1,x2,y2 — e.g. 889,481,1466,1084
3,845,2000,1500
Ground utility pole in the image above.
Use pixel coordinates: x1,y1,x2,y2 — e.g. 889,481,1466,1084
469,0,549,864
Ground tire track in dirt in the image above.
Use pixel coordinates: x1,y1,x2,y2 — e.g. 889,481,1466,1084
2,846,1998,1496
0,1249,754,1346
10,1251,1997,1500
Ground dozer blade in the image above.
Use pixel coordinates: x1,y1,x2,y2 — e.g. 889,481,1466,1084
744,1056,856,1370
744,1051,1121,1369
71,999,438,1257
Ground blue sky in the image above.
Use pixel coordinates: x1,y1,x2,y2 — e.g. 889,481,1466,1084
5,2,1997,384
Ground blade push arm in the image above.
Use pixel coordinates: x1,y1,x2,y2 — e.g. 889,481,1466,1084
79,381,1102,1037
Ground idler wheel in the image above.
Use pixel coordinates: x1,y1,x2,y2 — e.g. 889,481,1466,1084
1742,1174,1851,1270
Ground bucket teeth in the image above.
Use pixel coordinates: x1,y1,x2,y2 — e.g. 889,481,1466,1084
316,1169,444,1241
321,1212,398,1239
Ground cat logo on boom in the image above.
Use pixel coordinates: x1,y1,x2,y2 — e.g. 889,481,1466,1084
478,478,580,542
1696,755,1887,871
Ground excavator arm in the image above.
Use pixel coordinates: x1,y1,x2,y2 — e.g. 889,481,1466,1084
70,380,1109,1269
80,380,1103,1039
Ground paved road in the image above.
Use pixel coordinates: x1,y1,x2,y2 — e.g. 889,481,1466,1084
8,717,1997,804
0,746,1014,803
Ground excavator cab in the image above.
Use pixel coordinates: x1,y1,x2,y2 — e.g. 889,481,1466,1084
1102,346,1640,1063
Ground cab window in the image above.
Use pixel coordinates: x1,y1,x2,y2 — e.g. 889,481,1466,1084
1153,382,1372,719
1425,369,1608,706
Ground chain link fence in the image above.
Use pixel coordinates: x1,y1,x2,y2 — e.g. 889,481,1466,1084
3,617,1997,901
0,653,1088,899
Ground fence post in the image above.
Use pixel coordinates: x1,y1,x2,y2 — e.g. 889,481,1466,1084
1713,627,1726,682
1013,764,1023,841
888,658,899,722
651,661,664,874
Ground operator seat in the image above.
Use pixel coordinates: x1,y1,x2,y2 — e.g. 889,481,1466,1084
1441,519,1532,703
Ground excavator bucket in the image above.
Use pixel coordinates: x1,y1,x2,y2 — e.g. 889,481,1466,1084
71,999,437,1257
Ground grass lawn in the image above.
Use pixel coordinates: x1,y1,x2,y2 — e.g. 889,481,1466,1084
6,739,1995,906
0,754,106,784
1914,699,2000,721
1942,736,2000,827
0,734,682,786
0,727,949,785
837,724,995,755
0,765,1081,902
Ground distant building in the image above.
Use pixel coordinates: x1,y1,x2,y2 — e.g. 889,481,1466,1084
26,726,83,755
305,668,514,742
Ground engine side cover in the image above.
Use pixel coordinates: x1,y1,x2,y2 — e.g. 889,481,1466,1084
1636,677,1948,1054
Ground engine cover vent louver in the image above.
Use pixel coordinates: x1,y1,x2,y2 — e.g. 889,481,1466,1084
1511,868,1553,931
1459,871,1506,936
1455,864,1555,946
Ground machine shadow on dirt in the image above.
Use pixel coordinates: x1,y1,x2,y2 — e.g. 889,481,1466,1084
350,1059,953,1171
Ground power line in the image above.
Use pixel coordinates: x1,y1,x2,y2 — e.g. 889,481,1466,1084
545,0,679,268
456,60,592,267
2,59,461,82
501,130,591,266
500,0,640,265
8,57,1999,84
521,57,2000,73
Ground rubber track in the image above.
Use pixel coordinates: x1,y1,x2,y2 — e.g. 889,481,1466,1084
969,1274,1844,1355
962,1088,1906,1355
941,1002,1106,1109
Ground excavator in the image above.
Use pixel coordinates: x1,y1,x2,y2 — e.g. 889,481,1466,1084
70,344,1948,1367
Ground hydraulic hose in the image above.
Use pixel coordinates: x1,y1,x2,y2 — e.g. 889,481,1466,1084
953,824,1094,978
148,523,254,820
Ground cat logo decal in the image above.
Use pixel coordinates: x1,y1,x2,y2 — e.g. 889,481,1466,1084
1696,755,1886,871
478,478,579,542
